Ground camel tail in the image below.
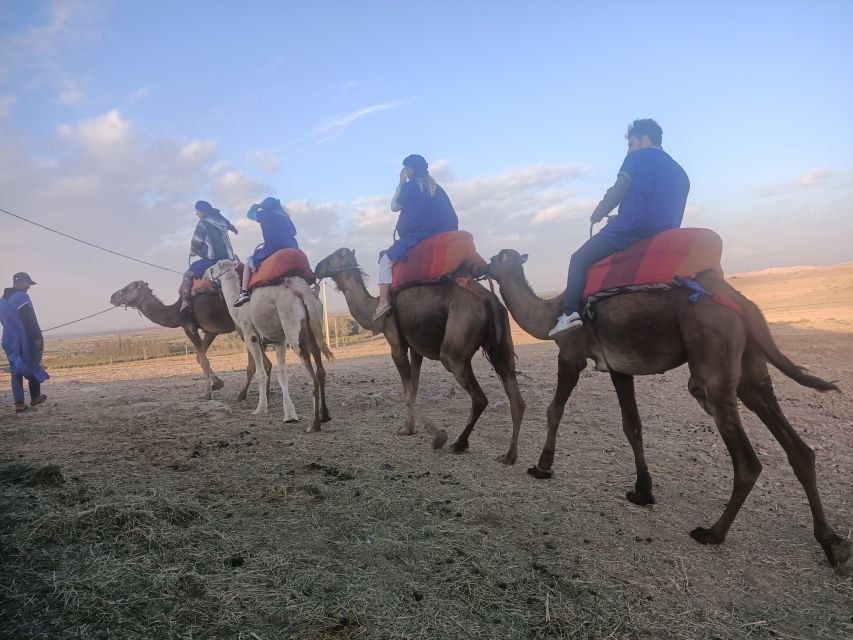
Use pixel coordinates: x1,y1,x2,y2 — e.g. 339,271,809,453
304,292,335,361
482,292,516,381
729,287,839,392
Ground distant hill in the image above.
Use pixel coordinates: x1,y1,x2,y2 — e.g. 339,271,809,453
727,261,853,333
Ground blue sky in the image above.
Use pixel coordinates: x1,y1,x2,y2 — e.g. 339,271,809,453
1,1,852,333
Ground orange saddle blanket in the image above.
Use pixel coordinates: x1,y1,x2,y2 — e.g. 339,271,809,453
248,248,315,290
583,228,724,299
391,231,487,291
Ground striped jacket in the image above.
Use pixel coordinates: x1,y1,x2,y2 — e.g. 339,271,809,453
189,218,236,262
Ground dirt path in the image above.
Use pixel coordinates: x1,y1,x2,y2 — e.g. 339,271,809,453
1,325,851,639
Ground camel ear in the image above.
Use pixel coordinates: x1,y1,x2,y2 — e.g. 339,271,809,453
520,254,528,264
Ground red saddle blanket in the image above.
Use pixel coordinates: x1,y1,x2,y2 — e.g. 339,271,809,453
583,228,724,299
248,248,315,290
391,231,487,291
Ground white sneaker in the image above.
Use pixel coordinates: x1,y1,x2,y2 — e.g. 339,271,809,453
548,312,583,337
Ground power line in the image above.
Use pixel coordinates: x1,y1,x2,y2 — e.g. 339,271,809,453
2,207,183,275
42,306,119,333
762,300,853,311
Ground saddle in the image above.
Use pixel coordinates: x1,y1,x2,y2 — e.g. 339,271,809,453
248,248,315,290
391,230,488,293
582,227,736,313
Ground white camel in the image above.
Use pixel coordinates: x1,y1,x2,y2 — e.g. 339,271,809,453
207,259,332,431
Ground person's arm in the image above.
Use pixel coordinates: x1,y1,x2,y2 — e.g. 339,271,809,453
590,174,631,223
18,303,44,351
189,221,208,257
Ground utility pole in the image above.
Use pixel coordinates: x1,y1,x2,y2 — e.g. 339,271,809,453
321,280,331,347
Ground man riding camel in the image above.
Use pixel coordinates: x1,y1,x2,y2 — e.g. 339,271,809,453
180,200,238,313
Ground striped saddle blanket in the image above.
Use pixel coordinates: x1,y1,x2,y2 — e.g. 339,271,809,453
391,231,487,291
583,228,724,299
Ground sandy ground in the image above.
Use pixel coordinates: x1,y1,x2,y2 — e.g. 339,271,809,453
1,263,852,639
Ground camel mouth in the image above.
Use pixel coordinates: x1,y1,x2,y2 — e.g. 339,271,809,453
109,293,122,306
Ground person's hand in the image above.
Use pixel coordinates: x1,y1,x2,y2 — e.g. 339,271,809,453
399,168,411,184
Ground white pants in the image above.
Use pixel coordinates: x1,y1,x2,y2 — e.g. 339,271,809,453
378,253,393,285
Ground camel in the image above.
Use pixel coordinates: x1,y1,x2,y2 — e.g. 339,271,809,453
314,248,525,464
110,281,271,400
486,249,850,574
206,260,332,431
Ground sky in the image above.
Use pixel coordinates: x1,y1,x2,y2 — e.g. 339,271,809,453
1,1,852,335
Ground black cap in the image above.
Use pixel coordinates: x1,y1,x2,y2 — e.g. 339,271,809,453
13,272,36,285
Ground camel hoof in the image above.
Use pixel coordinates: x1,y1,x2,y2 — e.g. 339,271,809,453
212,379,224,391
431,430,448,450
450,439,469,454
252,408,268,415
306,424,321,433
284,418,299,424
320,412,332,423
626,490,655,506
237,392,247,402
497,452,517,466
527,465,554,480
822,535,852,576
689,527,724,545
397,426,416,436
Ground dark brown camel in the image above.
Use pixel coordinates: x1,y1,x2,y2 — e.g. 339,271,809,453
110,281,271,400
314,248,525,463
488,249,850,574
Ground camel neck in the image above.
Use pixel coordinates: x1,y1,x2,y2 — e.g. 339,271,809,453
332,270,383,333
497,267,563,341
138,292,182,328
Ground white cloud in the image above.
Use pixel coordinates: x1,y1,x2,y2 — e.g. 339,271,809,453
311,101,404,142
245,148,282,174
749,170,833,197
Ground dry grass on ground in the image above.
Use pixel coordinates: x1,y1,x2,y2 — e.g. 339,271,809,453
1,321,851,639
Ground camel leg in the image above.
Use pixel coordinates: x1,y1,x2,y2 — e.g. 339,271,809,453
201,333,224,391
496,370,525,466
246,335,269,415
610,372,655,505
410,351,423,396
390,345,417,435
237,348,273,402
529,356,580,479
289,317,321,432
238,349,255,402
183,326,216,400
308,325,331,423
739,375,852,574
274,343,299,423
689,380,762,546
443,358,488,454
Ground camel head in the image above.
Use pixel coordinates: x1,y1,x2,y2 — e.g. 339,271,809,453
110,281,153,308
487,249,528,282
206,259,239,282
314,248,359,280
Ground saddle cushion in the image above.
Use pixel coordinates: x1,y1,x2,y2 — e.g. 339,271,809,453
583,228,724,299
189,278,216,297
248,248,315,290
391,230,487,291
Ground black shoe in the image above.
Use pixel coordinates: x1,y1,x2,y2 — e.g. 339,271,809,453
233,290,251,307
30,394,47,406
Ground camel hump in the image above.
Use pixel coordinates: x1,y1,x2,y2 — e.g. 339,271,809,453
584,228,723,299
391,230,488,291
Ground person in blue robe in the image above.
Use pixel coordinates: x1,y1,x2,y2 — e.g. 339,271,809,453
234,197,299,307
373,154,459,319
0,272,49,414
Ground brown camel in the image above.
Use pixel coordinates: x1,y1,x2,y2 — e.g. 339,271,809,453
314,248,525,463
110,281,271,400
487,249,850,574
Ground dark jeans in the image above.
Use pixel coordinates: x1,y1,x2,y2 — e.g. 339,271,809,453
11,373,40,405
562,232,619,314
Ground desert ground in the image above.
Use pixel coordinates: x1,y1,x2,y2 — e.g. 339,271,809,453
1,264,852,639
